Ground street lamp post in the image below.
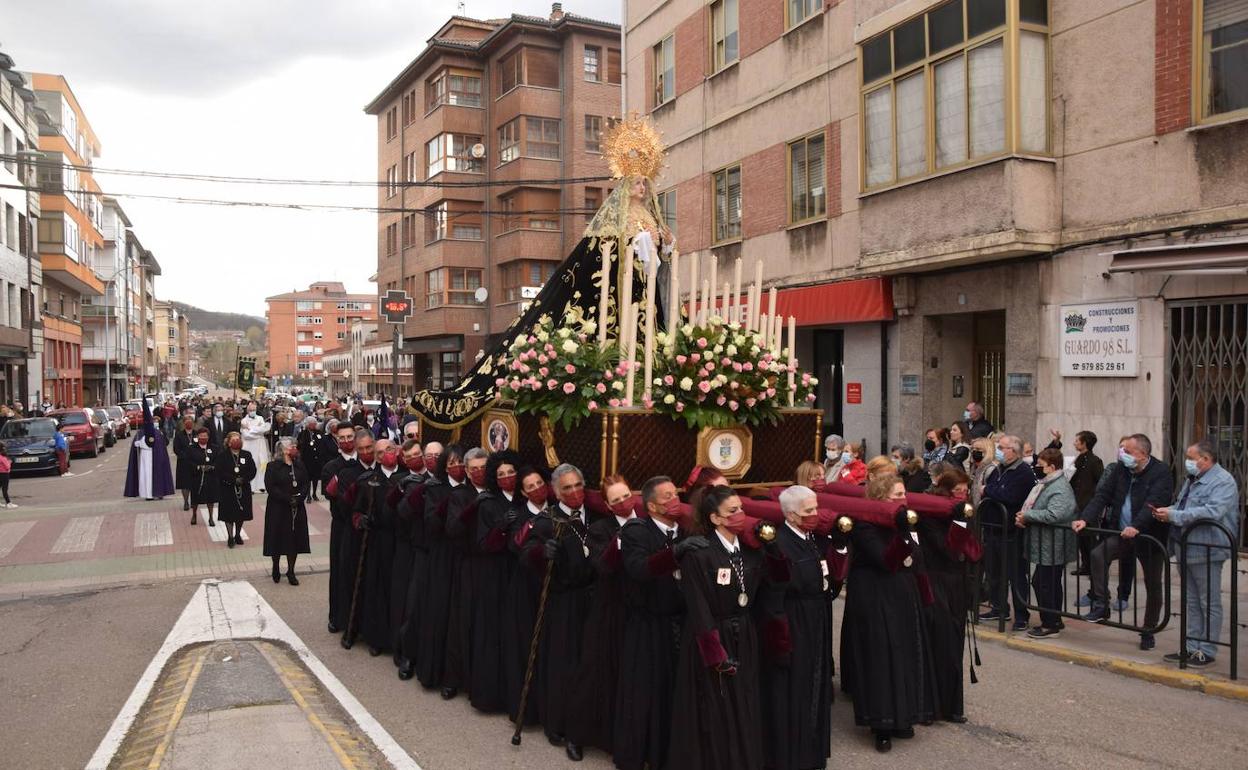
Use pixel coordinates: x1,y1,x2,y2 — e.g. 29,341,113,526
101,264,130,406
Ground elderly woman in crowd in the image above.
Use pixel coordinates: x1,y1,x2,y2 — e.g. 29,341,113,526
823,434,846,482
264,436,311,585
890,442,931,493
837,442,868,485
922,427,950,468
1015,447,1077,639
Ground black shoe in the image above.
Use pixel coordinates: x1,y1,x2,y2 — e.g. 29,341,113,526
1070,566,1090,576
272,569,280,583
190,512,197,526
397,661,414,680
945,714,968,724
1163,652,1184,663
893,727,915,739
208,516,215,526
440,687,458,700
977,609,1008,622
875,734,892,753
286,573,299,586
368,645,382,657
546,733,566,747
1139,633,1155,651
227,538,234,549
1187,651,1214,668
1085,606,1109,623
234,535,244,546
1011,619,1029,632
341,634,354,650
183,501,190,511
328,621,341,634
566,742,583,762
1027,625,1062,639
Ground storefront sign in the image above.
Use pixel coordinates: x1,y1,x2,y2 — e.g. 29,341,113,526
1059,300,1139,377
846,382,862,404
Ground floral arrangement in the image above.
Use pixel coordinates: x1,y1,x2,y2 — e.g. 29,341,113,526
496,309,817,432
649,317,817,429
495,311,622,431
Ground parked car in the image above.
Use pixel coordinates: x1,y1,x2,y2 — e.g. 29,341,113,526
49,408,106,458
0,418,62,475
105,406,129,438
121,401,143,428
93,408,117,447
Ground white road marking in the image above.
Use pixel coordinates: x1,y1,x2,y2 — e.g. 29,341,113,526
0,520,36,559
134,512,173,547
50,515,105,554
306,521,321,536
206,524,246,543
85,579,419,770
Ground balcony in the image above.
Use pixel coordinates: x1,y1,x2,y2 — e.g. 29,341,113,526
82,345,127,365
80,303,123,320
41,253,105,297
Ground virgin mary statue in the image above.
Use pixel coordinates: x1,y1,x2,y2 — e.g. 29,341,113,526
409,114,678,426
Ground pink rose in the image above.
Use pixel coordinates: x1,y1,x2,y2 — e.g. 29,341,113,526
495,377,506,387
690,353,701,364
642,397,654,409
729,400,739,411
663,375,674,386
766,387,776,398
609,398,621,408
733,362,743,372
596,382,607,394
530,381,542,391
705,362,715,371
527,335,537,344
510,379,522,389
697,381,712,394
588,400,599,410
696,337,708,349
746,397,757,407
675,355,687,365
743,362,754,372
716,395,726,406
605,370,614,380
562,382,576,394
721,357,732,366
675,402,685,412
538,354,549,365
539,367,549,377
547,379,559,390
565,364,577,374
806,393,817,402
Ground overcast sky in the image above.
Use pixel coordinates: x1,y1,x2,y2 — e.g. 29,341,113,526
2,0,619,316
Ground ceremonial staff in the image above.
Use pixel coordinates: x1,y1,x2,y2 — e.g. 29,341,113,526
343,476,375,650
510,510,566,746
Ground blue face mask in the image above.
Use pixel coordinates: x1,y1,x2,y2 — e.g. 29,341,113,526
963,410,972,421
994,448,1006,463
1184,458,1199,476
841,451,852,465
1118,448,1137,469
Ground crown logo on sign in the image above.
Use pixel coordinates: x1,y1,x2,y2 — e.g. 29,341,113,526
1064,313,1087,333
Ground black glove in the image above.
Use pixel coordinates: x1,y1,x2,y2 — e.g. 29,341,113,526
542,538,560,560
894,507,912,532
359,514,372,531
504,508,520,527
714,658,739,677
672,535,709,560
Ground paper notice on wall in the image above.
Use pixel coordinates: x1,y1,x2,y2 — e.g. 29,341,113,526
1059,300,1139,377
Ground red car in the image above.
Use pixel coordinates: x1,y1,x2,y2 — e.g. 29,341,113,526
121,401,144,428
49,408,107,458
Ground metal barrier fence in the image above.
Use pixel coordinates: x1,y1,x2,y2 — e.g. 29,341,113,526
1177,520,1241,679
972,500,1171,637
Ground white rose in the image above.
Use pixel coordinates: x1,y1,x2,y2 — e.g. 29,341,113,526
558,327,572,339
663,394,676,405
679,377,693,391
681,324,694,336
712,344,723,354
583,320,597,334
561,339,578,354
809,376,819,385
726,344,738,356
536,330,549,342
612,380,624,391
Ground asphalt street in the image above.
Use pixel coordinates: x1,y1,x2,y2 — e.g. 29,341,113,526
2,573,1246,769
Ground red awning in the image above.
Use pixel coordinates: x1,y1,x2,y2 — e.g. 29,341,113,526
775,277,893,326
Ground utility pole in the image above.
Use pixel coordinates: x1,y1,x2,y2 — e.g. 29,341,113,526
391,323,400,400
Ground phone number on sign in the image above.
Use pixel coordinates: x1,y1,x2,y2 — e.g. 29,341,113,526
1069,362,1128,372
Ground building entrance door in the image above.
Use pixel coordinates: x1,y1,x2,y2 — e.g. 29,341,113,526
1167,299,1247,547
812,329,844,438
973,311,1006,430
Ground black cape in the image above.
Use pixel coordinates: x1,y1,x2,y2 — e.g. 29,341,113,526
322,454,363,629
263,460,310,557
467,490,522,713
215,449,256,523
917,515,972,721
441,482,482,693
186,443,219,506
414,478,458,688
354,466,407,652
172,430,196,490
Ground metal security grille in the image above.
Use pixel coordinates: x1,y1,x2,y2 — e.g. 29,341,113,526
1167,300,1248,547
975,347,1005,430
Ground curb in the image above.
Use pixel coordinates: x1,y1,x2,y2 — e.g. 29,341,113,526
976,627,1248,701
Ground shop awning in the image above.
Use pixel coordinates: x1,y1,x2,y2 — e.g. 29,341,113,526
775,277,894,326
1108,239,1248,275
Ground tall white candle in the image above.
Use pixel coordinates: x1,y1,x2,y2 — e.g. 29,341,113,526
787,314,796,407
732,258,743,325
668,251,679,334
723,282,731,327
688,254,698,325
624,303,638,406
771,314,782,357
700,280,710,325
708,256,718,322
752,261,763,331
620,243,634,347
643,253,658,402
767,286,777,330
597,240,613,345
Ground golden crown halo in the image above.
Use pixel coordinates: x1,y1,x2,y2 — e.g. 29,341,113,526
602,111,666,181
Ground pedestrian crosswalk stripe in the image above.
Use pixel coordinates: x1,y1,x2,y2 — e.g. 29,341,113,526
51,515,105,554
0,520,36,559
134,512,173,547
206,524,247,543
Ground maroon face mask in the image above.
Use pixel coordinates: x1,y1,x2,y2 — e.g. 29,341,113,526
380,450,400,469
609,500,634,517
358,449,375,465
447,464,466,482
798,515,819,533
498,475,517,494
563,488,586,511
405,456,425,473
337,438,355,453
467,466,487,488
524,483,548,507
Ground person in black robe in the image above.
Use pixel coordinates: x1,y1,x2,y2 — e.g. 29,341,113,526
517,462,596,760
466,449,523,714
388,439,425,667
415,444,465,690
314,418,343,500
297,417,323,501
396,441,441,679
668,485,775,770
339,431,379,648
504,466,551,725
841,476,937,753
186,427,219,527
172,417,196,512
352,438,407,656
442,446,489,700
321,423,361,633
214,432,255,548
263,437,311,584
614,475,701,770
917,470,981,724
565,474,640,760
760,486,836,770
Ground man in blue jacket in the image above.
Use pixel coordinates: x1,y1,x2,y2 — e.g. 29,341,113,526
1153,439,1240,667
1074,433,1173,649
979,434,1036,631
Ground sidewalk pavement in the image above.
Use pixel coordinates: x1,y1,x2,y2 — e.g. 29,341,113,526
975,555,1248,701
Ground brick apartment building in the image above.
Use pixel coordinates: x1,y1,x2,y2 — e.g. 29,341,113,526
365,3,620,390
30,73,106,408
266,282,376,380
626,0,1248,528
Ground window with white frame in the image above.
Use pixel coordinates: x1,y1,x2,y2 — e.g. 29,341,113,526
653,36,675,105
710,0,740,73
788,0,822,29
657,189,677,237
712,165,742,243
788,133,826,223
1198,0,1248,120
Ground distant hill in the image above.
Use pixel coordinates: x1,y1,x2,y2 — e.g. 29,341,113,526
173,302,266,334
